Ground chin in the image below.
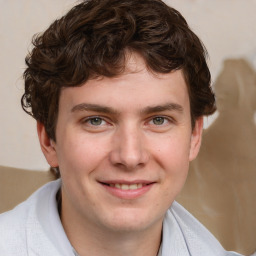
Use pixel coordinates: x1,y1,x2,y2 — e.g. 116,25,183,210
101,208,163,233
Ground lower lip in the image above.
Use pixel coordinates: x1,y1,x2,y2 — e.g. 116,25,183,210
101,183,154,200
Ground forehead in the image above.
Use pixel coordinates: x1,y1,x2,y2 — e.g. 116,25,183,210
58,53,190,114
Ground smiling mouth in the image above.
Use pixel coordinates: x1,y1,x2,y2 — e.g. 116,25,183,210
101,182,153,190
99,181,155,199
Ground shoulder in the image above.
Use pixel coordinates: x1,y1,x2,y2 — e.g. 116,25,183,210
0,199,30,255
0,180,61,255
165,201,242,256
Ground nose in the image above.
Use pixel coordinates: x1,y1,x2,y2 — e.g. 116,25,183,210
109,125,149,170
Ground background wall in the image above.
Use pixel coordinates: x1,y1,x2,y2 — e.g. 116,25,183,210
1,0,256,171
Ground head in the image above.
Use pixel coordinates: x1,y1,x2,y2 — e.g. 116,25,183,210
21,0,216,239
22,0,215,142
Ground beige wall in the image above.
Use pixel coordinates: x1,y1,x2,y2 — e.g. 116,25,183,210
1,0,256,170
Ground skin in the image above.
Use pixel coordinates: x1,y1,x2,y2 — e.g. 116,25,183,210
38,53,203,256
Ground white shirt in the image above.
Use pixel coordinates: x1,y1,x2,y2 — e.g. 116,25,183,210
0,179,244,256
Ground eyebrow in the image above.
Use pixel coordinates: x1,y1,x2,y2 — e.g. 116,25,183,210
71,102,183,115
142,103,184,115
71,103,118,114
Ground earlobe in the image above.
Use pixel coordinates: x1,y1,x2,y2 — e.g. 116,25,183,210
37,122,59,167
189,117,204,161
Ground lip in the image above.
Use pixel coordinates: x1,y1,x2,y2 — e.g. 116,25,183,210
98,180,155,200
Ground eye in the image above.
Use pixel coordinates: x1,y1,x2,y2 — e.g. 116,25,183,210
80,116,112,132
149,116,169,126
151,116,166,125
82,116,108,127
87,117,104,126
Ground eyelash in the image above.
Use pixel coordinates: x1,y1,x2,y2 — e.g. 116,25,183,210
82,116,108,126
147,116,172,126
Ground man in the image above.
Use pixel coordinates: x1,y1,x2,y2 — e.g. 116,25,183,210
0,0,243,255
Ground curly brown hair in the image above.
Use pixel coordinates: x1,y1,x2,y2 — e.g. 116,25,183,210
22,0,216,141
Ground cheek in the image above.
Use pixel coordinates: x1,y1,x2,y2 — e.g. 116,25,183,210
56,134,109,178
153,134,191,196
153,134,191,170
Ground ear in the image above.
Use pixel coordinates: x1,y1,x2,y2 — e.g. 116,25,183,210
189,116,204,161
37,122,59,167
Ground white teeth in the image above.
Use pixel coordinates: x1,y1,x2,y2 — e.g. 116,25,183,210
129,184,137,190
121,184,129,190
109,183,144,190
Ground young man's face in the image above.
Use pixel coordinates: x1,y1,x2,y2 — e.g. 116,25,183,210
39,53,203,234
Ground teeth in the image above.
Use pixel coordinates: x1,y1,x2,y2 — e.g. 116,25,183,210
129,184,137,190
109,183,144,190
121,184,129,190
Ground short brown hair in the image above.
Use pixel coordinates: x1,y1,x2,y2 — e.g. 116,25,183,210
22,0,216,141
